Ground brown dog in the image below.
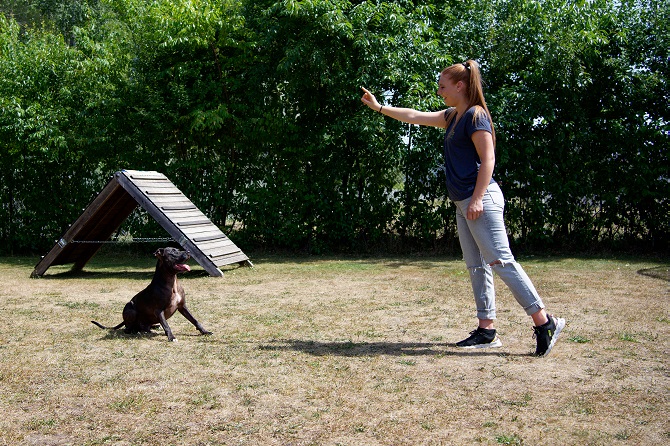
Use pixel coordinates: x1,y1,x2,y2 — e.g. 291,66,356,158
92,247,212,341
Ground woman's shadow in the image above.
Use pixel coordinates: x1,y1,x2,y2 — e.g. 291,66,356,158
259,339,529,357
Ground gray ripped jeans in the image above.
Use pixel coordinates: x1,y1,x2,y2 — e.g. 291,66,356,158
454,182,544,320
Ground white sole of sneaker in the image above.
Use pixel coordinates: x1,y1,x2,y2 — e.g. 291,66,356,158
541,316,566,357
458,337,503,349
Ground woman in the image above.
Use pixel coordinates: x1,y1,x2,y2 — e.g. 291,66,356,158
360,60,565,356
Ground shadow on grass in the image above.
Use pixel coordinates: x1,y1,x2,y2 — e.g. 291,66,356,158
90,326,162,340
90,324,215,341
637,266,670,282
36,269,211,281
259,339,529,357
247,254,462,270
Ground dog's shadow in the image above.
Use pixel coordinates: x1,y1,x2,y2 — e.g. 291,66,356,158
259,339,529,357
95,327,216,341
97,328,162,340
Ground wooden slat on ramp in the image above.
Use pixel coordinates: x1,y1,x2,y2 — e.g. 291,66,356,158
31,170,251,278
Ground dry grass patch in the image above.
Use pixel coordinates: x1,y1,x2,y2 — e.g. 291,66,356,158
0,254,668,445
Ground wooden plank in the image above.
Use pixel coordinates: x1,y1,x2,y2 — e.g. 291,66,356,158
116,174,188,243
146,193,190,201
196,243,236,254
131,181,173,189
193,234,231,243
199,238,235,248
128,176,170,182
127,173,169,181
210,250,245,260
32,169,249,278
159,203,204,215
151,200,195,209
180,229,224,239
204,245,241,258
176,219,213,227
143,189,183,196
177,224,221,234
70,192,139,270
166,213,207,221
160,206,204,214
116,171,227,277
212,252,250,267
31,177,135,277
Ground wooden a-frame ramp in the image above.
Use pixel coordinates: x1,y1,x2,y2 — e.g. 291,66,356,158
31,169,251,278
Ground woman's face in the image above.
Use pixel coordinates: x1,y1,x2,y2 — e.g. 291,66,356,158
437,75,463,107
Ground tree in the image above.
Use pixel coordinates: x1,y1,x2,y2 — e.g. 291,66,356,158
235,0,458,252
487,0,669,251
0,0,667,254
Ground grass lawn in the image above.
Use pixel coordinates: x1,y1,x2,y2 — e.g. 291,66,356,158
0,251,668,445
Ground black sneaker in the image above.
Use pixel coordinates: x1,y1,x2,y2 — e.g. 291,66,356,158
533,315,566,357
456,327,503,349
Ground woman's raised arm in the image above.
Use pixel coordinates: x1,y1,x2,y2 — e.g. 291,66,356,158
360,87,446,128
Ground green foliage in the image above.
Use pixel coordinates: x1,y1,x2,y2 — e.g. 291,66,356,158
236,1,458,252
0,0,667,255
487,0,669,251
100,0,252,232
0,11,116,253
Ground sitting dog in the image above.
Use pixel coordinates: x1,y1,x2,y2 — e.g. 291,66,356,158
92,247,212,342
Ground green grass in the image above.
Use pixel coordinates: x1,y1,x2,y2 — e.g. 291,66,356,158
569,335,591,343
496,433,523,445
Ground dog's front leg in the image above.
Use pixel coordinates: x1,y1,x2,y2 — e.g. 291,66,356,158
156,310,176,342
178,306,213,335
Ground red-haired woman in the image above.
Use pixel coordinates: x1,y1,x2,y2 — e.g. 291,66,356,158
361,60,565,356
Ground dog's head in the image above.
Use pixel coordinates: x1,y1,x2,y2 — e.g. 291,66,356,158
154,247,191,273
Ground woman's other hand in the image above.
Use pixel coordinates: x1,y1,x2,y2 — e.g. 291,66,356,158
466,197,484,220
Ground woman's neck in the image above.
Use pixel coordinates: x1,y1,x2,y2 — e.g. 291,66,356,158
454,99,469,116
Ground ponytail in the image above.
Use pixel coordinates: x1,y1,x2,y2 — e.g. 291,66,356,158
441,60,496,147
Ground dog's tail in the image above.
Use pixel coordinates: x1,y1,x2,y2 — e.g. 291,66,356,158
91,320,125,330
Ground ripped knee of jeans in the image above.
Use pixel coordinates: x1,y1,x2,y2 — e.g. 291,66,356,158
468,265,489,273
488,259,513,267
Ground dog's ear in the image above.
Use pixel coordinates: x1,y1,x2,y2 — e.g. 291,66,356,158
154,248,163,257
